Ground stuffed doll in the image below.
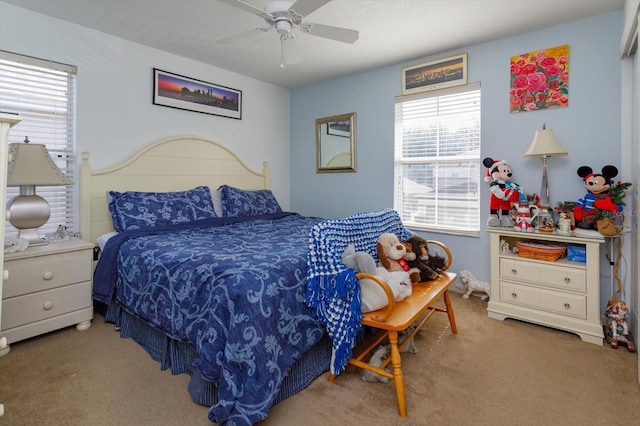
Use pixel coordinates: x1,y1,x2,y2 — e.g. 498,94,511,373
483,157,523,227
376,233,420,284
341,244,412,312
574,165,622,229
403,235,447,281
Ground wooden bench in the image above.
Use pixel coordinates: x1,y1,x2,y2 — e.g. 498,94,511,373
328,241,458,417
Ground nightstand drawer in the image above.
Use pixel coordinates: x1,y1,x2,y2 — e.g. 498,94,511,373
500,258,586,292
3,249,92,298
1,281,92,330
499,281,586,319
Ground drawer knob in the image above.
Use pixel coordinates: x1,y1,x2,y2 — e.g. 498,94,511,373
564,277,571,283
564,303,571,309
43,301,54,310
511,292,518,299
511,268,517,275
42,271,54,280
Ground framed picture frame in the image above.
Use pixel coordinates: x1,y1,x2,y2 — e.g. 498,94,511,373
509,44,569,113
327,120,351,137
152,68,242,119
401,52,468,95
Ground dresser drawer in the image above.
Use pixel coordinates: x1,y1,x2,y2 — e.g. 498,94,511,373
3,248,92,298
1,281,92,330
499,280,586,319
500,258,586,292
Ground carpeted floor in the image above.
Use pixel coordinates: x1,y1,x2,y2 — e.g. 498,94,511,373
1,292,638,425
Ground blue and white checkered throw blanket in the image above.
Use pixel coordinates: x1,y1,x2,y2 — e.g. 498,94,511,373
306,209,411,375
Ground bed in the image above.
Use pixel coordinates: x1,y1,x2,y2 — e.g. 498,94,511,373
80,135,333,425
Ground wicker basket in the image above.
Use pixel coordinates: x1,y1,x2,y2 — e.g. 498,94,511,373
516,241,566,262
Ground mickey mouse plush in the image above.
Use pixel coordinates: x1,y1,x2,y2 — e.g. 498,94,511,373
574,165,622,229
483,157,523,227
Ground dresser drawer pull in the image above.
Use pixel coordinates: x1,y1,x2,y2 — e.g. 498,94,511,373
3,269,8,280
511,268,517,275
564,277,571,283
564,303,571,310
511,292,518,299
42,271,54,280
43,301,54,310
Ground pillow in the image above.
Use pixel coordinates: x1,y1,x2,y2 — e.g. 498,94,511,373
108,186,216,231
211,188,224,218
96,231,118,251
219,185,283,217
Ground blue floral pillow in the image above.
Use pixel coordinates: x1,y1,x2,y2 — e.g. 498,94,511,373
108,186,216,232
219,185,283,217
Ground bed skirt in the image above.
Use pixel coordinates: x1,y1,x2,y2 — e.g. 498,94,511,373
104,302,332,407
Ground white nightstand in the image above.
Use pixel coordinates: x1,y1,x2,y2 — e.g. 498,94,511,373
0,238,95,356
486,227,605,345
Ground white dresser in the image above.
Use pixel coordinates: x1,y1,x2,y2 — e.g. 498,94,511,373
0,238,94,355
486,227,605,345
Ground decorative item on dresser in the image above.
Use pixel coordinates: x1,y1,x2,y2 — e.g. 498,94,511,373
6,138,74,247
523,123,568,233
486,227,605,345
0,238,94,356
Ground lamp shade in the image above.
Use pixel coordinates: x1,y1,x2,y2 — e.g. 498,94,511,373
523,124,568,157
7,142,73,186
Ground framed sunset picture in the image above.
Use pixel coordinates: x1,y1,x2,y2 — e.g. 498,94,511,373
153,68,242,119
510,44,569,113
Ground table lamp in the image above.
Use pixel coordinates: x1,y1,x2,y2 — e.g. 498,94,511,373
6,138,73,246
523,124,567,207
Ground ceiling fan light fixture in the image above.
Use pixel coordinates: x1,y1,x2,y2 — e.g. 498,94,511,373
275,19,292,35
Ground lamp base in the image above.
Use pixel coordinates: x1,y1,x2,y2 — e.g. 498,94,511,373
6,193,51,247
16,228,47,246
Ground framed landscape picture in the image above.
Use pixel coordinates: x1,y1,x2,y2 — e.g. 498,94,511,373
153,68,242,119
402,53,467,95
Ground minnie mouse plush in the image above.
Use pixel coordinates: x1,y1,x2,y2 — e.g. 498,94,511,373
483,157,523,227
574,165,622,229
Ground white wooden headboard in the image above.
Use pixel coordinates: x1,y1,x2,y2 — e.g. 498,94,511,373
80,135,269,244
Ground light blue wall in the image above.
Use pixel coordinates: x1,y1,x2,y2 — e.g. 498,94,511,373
291,11,623,282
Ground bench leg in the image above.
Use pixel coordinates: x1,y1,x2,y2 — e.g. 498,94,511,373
388,330,407,417
444,290,458,334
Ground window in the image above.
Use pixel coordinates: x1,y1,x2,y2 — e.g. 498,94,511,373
394,82,481,235
0,50,77,238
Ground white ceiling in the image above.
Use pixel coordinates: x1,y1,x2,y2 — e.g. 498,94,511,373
3,0,625,89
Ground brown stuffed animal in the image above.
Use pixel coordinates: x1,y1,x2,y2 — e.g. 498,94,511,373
403,235,448,281
376,233,420,283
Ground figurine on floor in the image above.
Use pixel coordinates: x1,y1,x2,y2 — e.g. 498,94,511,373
361,346,390,383
459,269,491,301
604,300,635,352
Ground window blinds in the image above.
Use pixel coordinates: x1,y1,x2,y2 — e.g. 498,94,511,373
0,50,77,238
394,82,481,235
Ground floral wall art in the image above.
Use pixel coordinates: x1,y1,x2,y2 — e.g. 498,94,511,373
510,44,569,113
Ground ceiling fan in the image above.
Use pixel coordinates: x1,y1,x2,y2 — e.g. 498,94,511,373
217,0,359,68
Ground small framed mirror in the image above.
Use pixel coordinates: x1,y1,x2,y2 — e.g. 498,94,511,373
316,112,356,173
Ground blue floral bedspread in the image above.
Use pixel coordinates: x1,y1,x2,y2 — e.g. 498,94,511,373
93,213,326,425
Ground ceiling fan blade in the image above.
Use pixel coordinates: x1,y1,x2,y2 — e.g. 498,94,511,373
217,27,270,44
217,0,273,21
288,0,332,19
280,34,301,68
300,23,359,44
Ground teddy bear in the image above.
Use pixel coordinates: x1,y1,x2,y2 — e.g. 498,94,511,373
483,157,523,227
574,165,623,229
403,235,447,282
376,233,420,284
341,244,412,312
